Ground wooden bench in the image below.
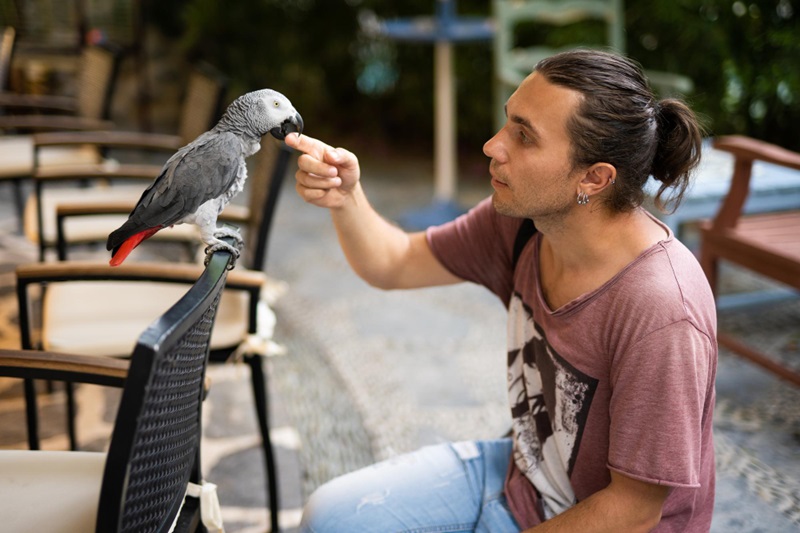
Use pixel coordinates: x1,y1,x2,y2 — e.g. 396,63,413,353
699,135,800,386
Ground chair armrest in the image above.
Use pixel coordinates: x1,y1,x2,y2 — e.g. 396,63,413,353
55,200,248,220
0,115,114,132
16,260,267,288
57,201,139,218
713,135,800,171
33,130,184,152
0,349,128,387
34,162,162,181
0,92,78,113
16,260,210,284
710,136,800,230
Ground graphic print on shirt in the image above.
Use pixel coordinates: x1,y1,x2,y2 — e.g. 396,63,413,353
507,293,598,519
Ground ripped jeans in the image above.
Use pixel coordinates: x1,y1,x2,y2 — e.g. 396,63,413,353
299,439,521,533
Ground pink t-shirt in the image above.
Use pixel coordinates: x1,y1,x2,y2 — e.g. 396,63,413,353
427,198,717,532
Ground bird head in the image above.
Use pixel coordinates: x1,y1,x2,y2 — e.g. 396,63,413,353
223,88,304,140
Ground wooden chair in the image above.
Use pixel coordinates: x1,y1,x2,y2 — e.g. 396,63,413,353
0,240,237,533
0,26,15,92
16,140,295,532
21,63,228,261
492,0,624,130
0,42,122,232
0,42,121,131
491,0,693,131
699,135,800,386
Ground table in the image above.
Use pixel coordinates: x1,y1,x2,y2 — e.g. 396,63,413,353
377,0,493,229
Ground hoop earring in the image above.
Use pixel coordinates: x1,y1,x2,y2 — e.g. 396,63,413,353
577,191,590,205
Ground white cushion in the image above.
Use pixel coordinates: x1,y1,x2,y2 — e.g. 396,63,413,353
43,281,250,357
0,135,101,178
0,450,105,532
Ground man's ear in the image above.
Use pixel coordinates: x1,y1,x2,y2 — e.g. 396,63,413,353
580,163,617,195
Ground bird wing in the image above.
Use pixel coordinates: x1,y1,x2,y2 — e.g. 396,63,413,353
106,132,244,250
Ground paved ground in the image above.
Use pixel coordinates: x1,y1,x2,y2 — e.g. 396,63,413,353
1,146,799,532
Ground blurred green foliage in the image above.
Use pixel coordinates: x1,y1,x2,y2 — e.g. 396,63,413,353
627,0,800,149
147,0,799,152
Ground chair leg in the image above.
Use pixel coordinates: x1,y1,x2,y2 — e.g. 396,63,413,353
23,379,40,450
65,381,79,450
12,179,25,235
246,354,280,533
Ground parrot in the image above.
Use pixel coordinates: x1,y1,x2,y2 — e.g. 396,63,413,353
106,88,303,267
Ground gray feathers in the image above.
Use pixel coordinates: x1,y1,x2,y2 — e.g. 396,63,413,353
107,88,302,255
214,89,302,139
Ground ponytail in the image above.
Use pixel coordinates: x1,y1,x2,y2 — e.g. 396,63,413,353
650,99,704,212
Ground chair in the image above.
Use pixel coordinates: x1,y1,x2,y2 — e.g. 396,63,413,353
0,42,122,232
698,135,800,386
492,0,624,130
0,42,121,131
22,63,228,261
491,0,693,130
0,26,15,92
0,240,238,532
17,139,295,532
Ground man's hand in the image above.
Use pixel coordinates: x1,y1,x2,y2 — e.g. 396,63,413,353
529,471,668,533
285,132,360,209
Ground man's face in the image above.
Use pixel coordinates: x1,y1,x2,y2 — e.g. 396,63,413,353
483,73,585,222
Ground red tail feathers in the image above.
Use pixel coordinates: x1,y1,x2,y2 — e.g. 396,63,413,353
109,226,162,266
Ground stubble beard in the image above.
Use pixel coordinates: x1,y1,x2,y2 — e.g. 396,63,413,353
491,181,574,229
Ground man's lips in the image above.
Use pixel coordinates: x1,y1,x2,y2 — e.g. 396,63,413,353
490,170,508,188
489,161,508,188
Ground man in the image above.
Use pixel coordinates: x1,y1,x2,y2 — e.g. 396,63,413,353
286,49,716,532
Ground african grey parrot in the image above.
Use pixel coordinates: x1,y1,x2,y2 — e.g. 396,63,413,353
106,88,303,267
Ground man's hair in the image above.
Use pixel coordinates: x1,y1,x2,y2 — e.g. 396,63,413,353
535,49,703,213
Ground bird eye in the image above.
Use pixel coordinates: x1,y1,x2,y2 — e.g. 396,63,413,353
273,101,280,107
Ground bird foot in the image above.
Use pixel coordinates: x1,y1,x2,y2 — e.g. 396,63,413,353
213,226,245,246
204,240,241,269
202,226,244,268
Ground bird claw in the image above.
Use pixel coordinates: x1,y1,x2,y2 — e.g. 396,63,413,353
213,226,245,246
204,241,241,269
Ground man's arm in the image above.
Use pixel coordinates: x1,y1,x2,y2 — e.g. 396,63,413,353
528,471,669,533
286,133,462,290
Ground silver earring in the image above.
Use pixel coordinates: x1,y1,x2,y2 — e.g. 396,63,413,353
577,191,589,205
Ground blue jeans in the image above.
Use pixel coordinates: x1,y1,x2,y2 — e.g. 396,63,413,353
300,439,521,533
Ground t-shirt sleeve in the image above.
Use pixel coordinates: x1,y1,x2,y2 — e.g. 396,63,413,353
426,197,520,304
607,319,715,488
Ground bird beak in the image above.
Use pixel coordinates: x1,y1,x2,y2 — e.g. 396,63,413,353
271,112,304,140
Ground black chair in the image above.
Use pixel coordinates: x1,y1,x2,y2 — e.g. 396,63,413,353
0,239,237,532
16,141,294,532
